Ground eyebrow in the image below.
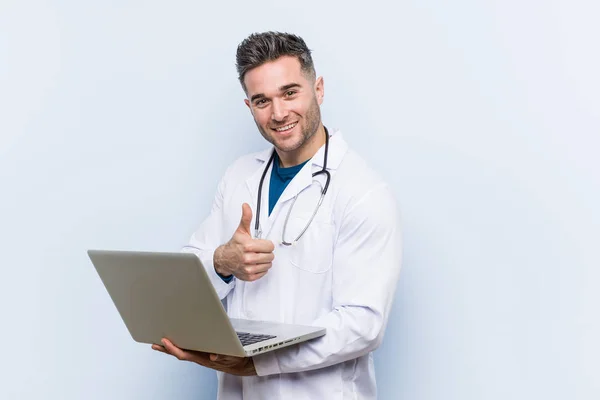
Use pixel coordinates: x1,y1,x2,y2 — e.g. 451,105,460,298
250,83,302,103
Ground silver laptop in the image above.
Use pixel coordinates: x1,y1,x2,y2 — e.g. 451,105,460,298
87,249,325,357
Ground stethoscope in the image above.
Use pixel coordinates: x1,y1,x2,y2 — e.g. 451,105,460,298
254,126,331,246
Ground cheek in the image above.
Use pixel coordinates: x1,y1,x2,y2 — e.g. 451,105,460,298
295,98,314,116
254,109,271,126
286,104,305,119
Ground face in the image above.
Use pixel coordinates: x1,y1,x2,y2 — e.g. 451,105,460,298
243,56,324,159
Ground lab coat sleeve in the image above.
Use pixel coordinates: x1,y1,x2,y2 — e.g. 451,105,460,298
181,171,235,300
253,183,402,375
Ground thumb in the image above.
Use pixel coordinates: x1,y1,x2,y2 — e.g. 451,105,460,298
237,203,253,236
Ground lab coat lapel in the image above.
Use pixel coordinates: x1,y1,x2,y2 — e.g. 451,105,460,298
245,147,274,238
268,129,346,221
310,129,348,171
273,162,313,207
262,157,313,239
246,129,349,237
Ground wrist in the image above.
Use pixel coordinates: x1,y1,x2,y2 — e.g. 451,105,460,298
245,357,257,376
213,245,232,277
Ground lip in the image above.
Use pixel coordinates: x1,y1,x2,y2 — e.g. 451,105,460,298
271,121,298,135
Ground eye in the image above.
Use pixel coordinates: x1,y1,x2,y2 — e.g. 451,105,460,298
285,90,296,97
255,99,268,107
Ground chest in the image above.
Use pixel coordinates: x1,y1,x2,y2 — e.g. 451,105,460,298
222,173,338,323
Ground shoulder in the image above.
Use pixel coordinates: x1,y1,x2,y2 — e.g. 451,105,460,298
335,146,393,202
331,141,399,225
220,148,270,182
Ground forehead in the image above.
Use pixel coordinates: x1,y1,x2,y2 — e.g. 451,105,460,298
243,56,308,96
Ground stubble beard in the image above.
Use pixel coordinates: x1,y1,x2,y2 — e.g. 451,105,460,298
255,96,322,153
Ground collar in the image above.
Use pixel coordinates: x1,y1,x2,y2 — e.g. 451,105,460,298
254,128,348,170
246,128,348,238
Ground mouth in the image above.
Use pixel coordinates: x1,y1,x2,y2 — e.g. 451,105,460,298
271,121,298,134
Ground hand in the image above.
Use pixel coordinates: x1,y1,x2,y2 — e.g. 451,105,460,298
152,339,257,376
214,203,275,282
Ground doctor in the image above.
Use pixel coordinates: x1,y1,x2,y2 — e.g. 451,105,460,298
152,31,402,399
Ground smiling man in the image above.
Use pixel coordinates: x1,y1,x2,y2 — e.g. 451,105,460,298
152,31,403,399
244,54,324,167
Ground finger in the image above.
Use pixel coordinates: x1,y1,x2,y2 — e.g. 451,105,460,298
242,252,274,266
245,270,269,282
244,239,275,253
152,344,167,353
161,338,189,361
242,263,272,276
240,263,271,279
254,252,275,264
236,270,267,282
236,203,253,236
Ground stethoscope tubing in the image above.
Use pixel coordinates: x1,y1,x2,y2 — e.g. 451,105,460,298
254,127,331,240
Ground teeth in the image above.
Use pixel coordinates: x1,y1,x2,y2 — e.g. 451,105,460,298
275,122,297,132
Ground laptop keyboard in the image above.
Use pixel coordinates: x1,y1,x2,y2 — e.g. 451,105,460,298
236,332,276,347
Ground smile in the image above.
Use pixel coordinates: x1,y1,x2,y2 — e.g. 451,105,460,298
273,122,298,133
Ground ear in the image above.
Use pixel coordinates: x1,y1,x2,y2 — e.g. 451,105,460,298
244,98,254,116
314,76,324,105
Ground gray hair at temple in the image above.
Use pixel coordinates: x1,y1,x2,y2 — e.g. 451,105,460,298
235,31,316,93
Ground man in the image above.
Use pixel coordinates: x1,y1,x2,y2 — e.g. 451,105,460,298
152,31,402,399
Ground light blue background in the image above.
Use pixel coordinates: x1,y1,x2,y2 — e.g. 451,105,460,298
1,1,598,399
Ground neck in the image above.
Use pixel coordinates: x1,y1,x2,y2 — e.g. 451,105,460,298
277,124,326,168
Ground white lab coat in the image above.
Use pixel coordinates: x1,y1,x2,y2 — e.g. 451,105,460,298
183,129,402,399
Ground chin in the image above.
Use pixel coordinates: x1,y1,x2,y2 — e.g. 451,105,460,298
274,136,304,153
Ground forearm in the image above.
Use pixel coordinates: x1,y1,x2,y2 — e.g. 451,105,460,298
252,304,387,375
252,184,402,376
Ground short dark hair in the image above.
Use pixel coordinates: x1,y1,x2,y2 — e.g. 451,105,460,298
235,31,316,92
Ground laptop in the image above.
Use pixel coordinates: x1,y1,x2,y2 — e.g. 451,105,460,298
87,249,326,357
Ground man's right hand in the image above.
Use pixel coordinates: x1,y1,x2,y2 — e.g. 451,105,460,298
213,203,275,282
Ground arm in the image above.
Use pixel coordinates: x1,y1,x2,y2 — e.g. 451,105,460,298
181,171,276,300
252,183,403,375
181,173,235,300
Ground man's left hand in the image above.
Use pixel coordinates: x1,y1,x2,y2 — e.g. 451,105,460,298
152,338,257,376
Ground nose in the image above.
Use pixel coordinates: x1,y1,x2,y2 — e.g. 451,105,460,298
271,99,289,122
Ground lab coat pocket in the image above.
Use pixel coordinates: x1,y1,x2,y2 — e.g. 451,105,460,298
288,216,334,274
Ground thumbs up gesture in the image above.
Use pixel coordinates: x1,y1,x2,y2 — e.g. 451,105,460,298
213,203,275,282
